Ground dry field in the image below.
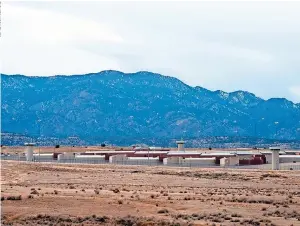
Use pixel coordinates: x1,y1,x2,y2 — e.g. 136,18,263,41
1,160,300,226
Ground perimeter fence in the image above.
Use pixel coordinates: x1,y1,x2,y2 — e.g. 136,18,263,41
1,154,300,170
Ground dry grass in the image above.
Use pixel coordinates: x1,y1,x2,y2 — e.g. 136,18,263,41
1,161,300,226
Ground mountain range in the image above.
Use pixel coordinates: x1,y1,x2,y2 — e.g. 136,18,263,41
2,70,300,146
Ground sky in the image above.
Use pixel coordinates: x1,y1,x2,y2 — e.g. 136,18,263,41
1,1,300,103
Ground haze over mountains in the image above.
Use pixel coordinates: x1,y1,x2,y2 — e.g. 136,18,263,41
2,70,300,145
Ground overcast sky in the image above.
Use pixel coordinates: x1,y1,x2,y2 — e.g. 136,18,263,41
1,1,300,103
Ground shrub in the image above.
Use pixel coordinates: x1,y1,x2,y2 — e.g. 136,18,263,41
158,209,169,214
95,216,106,222
1,197,5,201
31,190,39,195
112,188,120,193
55,145,60,148
7,195,22,200
28,195,34,199
16,195,22,200
118,200,123,204
94,190,99,195
212,217,222,223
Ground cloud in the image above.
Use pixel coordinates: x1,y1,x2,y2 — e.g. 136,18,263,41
289,86,300,102
3,4,123,45
1,3,123,75
1,1,300,102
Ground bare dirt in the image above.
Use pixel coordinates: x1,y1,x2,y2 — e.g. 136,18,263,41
1,160,300,226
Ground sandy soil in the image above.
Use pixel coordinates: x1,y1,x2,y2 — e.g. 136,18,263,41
1,160,300,226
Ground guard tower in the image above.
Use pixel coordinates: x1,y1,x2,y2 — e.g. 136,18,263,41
269,147,280,170
176,139,185,152
24,143,35,161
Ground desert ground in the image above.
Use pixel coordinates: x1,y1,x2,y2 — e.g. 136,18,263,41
1,160,300,226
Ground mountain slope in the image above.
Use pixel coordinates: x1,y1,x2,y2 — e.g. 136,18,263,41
2,70,300,142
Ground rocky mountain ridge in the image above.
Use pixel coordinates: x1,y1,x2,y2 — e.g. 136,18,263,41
2,70,300,145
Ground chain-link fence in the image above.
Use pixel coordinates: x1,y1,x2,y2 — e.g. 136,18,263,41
1,155,300,170
280,164,300,170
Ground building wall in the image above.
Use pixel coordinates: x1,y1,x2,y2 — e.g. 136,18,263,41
229,156,239,165
264,155,300,164
33,154,54,160
127,157,160,163
109,155,128,163
265,154,272,164
279,157,300,163
75,155,105,161
163,157,181,165
180,158,216,166
57,153,75,161
220,157,239,166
